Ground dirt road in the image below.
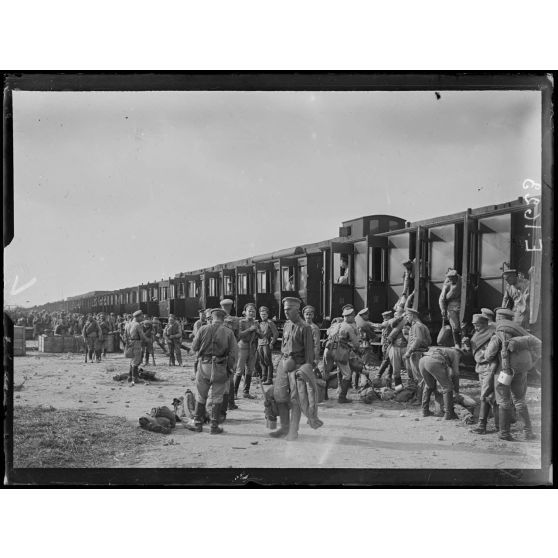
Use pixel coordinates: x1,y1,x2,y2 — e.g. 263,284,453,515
11,346,542,469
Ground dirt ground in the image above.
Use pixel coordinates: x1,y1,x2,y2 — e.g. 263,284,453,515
11,342,542,469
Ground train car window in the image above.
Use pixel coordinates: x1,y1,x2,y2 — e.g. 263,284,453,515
187,281,197,298
388,234,410,284
429,224,455,281
389,219,401,231
169,284,176,299
299,265,307,291
178,282,185,299
478,214,511,277
333,253,351,285
257,270,268,293
208,278,218,297
368,247,384,281
132,291,138,304
223,275,234,296
368,220,380,234
282,266,296,291
238,273,248,295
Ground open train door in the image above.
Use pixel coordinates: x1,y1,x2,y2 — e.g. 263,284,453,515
367,236,389,322
304,252,324,320
330,242,354,318
255,262,277,318
474,213,512,311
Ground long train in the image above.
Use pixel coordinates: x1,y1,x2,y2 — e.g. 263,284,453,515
33,198,542,337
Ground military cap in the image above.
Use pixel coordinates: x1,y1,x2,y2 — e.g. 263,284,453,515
480,308,495,319
446,269,458,278
381,310,393,318
496,308,514,320
133,310,143,317
259,306,270,313
341,304,354,311
282,297,301,308
205,308,213,316
220,299,234,306
357,308,369,317
243,302,257,310
302,305,316,314
402,259,413,266
502,269,517,276
211,308,227,319
472,313,488,324
342,307,355,317
405,308,420,316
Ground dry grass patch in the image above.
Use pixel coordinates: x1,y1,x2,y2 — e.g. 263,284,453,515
13,405,162,468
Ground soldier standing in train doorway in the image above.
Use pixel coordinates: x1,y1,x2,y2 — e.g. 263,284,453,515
439,269,462,348
501,269,530,329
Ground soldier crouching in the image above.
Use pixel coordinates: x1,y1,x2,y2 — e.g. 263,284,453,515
187,308,238,435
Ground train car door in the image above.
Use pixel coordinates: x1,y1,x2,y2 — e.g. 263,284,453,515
330,242,354,318
202,271,221,311
305,252,323,320
353,239,368,312
235,265,255,315
475,213,512,311
386,231,416,310
172,278,186,318
158,280,170,318
184,274,201,318
255,262,277,318
367,236,388,321
221,268,236,306
278,257,299,318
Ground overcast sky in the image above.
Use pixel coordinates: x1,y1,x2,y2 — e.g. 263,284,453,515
4,89,541,307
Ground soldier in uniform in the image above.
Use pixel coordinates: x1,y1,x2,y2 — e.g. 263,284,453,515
220,299,240,411
373,310,395,385
501,269,530,328
439,269,462,348
54,318,69,336
333,307,362,403
82,314,102,363
164,314,183,366
98,313,111,359
191,308,207,377
386,307,409,388
234,303,261,399
187,308,238,434
403,307,432,404
257,306,279,385
269,297,316,441
126,310,150,385
481,307,496,327
141,319,155,365
151,316,167,354
469,313,499,434
483,308,540,441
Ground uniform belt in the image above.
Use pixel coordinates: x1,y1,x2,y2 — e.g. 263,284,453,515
200,355,227,364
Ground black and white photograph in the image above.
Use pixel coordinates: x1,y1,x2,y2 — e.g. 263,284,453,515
3,73,553,485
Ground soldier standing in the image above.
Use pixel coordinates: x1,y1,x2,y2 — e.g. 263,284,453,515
234,303,261,399
373,310,394,385
82,314,102,363
439,269,462,348
164,314,183,366
469,313,499,434
98,313,111,358
187,308,238,435
126,310,149,385
191,308,207,377
257,306,279,385
220,298,240,411
385,308,408,388
403,307,432,404
333,307,362,403
141,319,155,365
269,297,316,441
501,269,530,328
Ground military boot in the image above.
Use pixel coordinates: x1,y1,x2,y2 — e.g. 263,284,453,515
243,375,255,399
376,357,391,379
433,390,445,417
185,402,206,433
269,403,290,438
421,387,434,417
443,391,458,420
492,402,500,431
210,403,224,434
471,401,490,434
127,365,133,383
286,404,302,441
234,374,242,398
518,406,536,440
338,379,353,404
132,365,141,385
219,395,228,423
498,407,517,441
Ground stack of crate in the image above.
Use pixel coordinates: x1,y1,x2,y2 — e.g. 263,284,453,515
13,326,27,356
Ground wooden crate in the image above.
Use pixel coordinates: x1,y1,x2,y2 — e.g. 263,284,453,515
13,338,26,356
38,334,64,353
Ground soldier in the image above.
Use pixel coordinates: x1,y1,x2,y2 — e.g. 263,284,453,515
373,310,395,385
439,269,462,348
419,346,461,419
269,297,316,441
483,308,540,441
234,303,261,399
220,298,240,411
82,314,102,363
108,313,120,353
386,307,409,388
191,308,207,377
257,306,279,385
481,307,496,327
333,307,361,403
322,317,343,400
54,318,69,336
126,310,150,385
469,313,499,434
186,308,238,434
403,307,432,404
151,316,167,354
98,313,111,359
501,269,530,328
164,314,183,366
141,319,155,365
